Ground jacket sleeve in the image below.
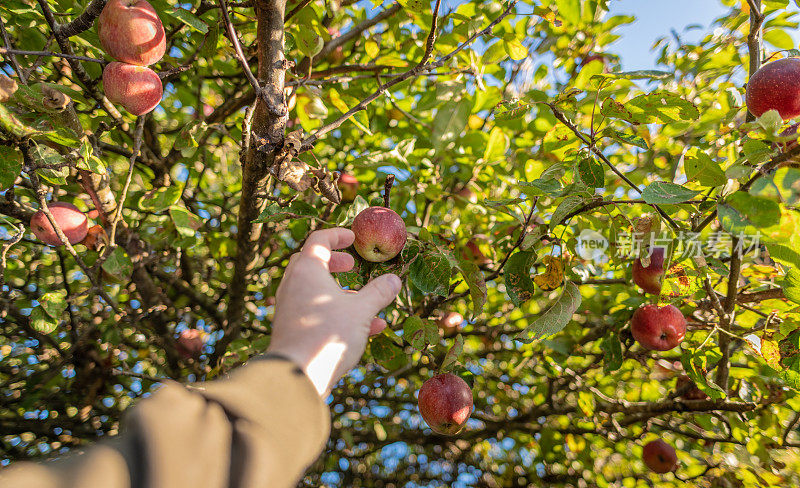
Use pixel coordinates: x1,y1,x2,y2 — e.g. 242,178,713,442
0,356,331,488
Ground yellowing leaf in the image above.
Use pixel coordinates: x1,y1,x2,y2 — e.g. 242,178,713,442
534,255,564,291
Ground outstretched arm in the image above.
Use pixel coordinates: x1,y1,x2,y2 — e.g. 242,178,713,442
0,228,401,488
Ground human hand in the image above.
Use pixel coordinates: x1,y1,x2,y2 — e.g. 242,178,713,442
266,228,402,397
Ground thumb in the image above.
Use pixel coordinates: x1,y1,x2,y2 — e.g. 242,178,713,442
357,273,402,314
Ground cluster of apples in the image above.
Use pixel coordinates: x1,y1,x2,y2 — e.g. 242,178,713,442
342,176,475,435
98,0,165,115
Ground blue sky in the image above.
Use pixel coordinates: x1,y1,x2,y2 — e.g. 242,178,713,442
609,0,800,69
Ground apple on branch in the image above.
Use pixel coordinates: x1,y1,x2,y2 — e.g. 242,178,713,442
103,62,163,116
30,202,89,246
746,58,800,120
98,0,166,66
351,206,407,262
642,439,679,474
176,329,205,359
418,373,473,435
632,246,665,295
337,172,359,203
630,304,686,351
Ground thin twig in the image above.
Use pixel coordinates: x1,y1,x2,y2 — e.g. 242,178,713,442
0,18,26,84
109,116,146,245
0,47,105,64
0,223,25,286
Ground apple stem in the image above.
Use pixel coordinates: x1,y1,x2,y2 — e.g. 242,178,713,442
383,174,395,208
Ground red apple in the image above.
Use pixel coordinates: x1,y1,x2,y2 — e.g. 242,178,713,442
632,247,665,295
338,173,359,203
30,202,89,246
746,58,800,120
98,0,166,66
327,28,345,63
437,312,464,336
418,373,473,435
351,206,407,262
103,62,162,115
176,329,204,359
676,375,709,400
630,304,686,351
642,439,678,474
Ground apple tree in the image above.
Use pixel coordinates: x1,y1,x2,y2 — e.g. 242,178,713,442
2,0,800,486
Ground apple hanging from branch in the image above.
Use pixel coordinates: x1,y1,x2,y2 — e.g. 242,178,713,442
632,247,665,295
746,58,800,120
97,0,166,66
30,202,89,246
418,373,473,435
642,439,678,474
630,304,686,351
103,62,163,115
351,206,406,262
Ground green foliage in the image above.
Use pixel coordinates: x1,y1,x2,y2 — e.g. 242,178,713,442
3,0,800,486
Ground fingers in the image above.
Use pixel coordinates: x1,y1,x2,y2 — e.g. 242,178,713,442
328,251,355,273
357,273,402,314
369,317,387,335
302,228,356,269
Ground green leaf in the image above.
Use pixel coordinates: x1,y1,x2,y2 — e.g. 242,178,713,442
0,146,22,190
409,249,451,297
458,259,487,319
592,69,673,81
549,195,585,229
641,181,700,204
781,268,800,305
254,200,319,223
555,0,581,25
504,251,536,307
329,88,372,135
600,334,623,373
403,316,438,350
684,148,726,188
440,334,464,372
577,157,604,189
483,127,509,162
30,307,58,335
296,24,323,57
628,91,700,123
432,99,472,151
681,350,726,399
337,196,370,226
603,127,648,149
39,290,67,319
517,178,563,196
166,8,208,33
169,206,201,237
397,0,427,12
764,29,794,50
504,39,528,61
370,334,407,370
717,192,781,235
102,247,133,279
76,137,106,175
139,186,182,213
516,282,581,343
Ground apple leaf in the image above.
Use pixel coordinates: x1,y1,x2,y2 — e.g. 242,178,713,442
681,349,726,399
0,146,22,191
717,192,781,236
440,334,464,373
641,181,700,204
760,330,800,391
102,247,133,280
369,334,407,371
409,249,451,297
166,8,208,34
432,99,472,151
515,281,581,343
30,307,58,335
628,91,700,123
549,195,585,229
170,206,202,237
600,334,623,373
403,316,438,351
781,268,800,306
39,290,67,319
458,259,487,319
504,250,536,307
576,157,603,189
602,127,648,149
483,127,509,162
684,148,726,188
139,186,182,213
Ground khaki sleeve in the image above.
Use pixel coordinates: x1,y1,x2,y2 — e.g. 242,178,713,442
0,356,331,488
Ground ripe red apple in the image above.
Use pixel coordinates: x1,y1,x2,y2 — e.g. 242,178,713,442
98,0,166,66
418,373,473,435
176,329,204,359
437,312,464,336
676,375,709,400
642,439,678,474
103,62,162,115
338,173,359,203
632,247,665,295
630,304,686,351
746,58,800,120
351,206,407,262
30,202,89,246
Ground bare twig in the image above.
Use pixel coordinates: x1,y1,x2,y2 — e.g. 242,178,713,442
109,115,146,245
383,174,395,208
0,223,25,286
0,47,105,64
